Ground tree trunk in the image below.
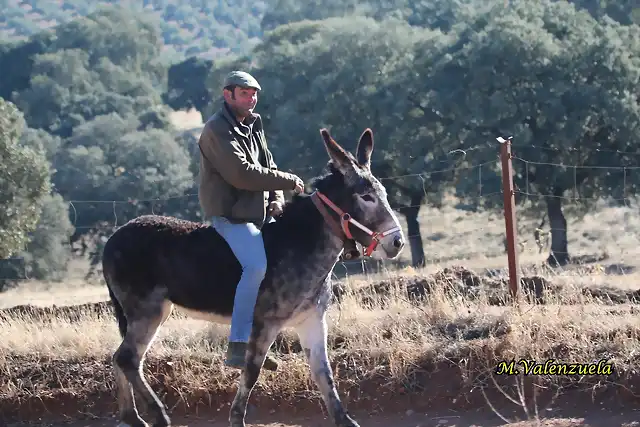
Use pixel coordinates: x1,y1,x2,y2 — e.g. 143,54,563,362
545,190,569,266
399,192,425,268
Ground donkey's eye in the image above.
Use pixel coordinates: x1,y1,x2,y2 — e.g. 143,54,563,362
360,194,375,203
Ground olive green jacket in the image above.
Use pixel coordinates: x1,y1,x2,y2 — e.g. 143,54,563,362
197,102,297,226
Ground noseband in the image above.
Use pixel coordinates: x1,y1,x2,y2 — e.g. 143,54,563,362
310,191,401,257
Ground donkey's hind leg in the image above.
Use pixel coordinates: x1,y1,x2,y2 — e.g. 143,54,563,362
113,296,173,427
229,321,281,427
113,359,143,427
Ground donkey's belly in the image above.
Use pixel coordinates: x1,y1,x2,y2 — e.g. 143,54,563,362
258,266,335,327
161,238,338,325
172,304,232,324
159,245,242,315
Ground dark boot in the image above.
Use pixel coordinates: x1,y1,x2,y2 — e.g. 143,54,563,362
224,341,279,371
263,354,279,371
224,341,247,369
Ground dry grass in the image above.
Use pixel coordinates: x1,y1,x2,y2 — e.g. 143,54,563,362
394,195,640,268
2,198,640,421
2,266,640,408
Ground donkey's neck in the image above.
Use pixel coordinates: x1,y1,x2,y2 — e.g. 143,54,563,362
266,192,346,272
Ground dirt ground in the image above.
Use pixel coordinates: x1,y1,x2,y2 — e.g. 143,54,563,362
6,373,640,427
9,408,640,427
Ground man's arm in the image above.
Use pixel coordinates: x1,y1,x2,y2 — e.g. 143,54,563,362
199,124,296,192
265,147,286,206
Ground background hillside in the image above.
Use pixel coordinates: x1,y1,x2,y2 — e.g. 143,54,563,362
0,0,266,61
2,0,636,65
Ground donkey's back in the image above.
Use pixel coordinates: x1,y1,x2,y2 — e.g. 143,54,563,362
102,214,243,317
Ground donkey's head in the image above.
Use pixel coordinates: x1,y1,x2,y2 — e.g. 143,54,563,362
311,128,405,260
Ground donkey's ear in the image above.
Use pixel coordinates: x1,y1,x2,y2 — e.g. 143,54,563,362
356,128,374,168
320,128,351,171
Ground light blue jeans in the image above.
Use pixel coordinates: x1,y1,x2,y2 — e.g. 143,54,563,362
211,216,274,343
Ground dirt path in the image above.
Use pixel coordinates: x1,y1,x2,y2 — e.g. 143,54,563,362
5,381,640,427
10,409,640,427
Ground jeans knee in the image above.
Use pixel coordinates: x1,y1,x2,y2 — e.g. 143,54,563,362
243,260,267,282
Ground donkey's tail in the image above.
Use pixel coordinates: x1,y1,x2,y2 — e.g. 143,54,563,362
107,283,128,338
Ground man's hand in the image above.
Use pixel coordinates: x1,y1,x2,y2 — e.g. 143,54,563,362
268,200,283,217
292,176,305,194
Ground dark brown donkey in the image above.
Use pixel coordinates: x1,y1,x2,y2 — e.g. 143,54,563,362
102,128,406,427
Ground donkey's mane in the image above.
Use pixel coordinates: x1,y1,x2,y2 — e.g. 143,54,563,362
260,161,345,242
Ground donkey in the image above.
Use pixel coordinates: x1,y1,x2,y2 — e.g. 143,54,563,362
102,127,406,427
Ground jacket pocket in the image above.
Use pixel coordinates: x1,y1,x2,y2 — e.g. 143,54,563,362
231,190,265,221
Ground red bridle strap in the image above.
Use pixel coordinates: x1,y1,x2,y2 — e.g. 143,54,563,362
310,191,401,257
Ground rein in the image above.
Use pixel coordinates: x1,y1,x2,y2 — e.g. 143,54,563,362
310,190,400,257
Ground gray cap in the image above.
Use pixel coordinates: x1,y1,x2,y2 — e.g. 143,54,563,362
223,71,262,91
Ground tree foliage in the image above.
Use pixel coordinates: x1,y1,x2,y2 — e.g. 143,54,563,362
0,0,266,61
260,0,638,31
0,98,51,259
163,57,215,112
52,113,193,229
420,0,640,263
8,7,167,138
224,0,640,265
0,8,198,283
13,193,76,282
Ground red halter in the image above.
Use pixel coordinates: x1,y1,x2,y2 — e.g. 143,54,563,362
310,191,401,257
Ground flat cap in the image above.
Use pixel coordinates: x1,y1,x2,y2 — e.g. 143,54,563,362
223,71,261,91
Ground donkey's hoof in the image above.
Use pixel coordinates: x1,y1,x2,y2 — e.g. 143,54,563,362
119,412,150,427
117,421,149,427
263,354,279,371
152,407,171,427
229,415,246,427
340,414,360,427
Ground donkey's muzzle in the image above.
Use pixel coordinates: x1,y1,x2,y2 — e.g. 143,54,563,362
392,235,404,250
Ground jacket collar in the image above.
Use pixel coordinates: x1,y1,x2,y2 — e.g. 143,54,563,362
221,101,257,138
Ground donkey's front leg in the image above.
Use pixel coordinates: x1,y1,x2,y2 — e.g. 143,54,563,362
229,321,280,427
296,312,360,427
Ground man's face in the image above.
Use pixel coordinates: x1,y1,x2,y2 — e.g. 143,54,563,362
224,86,258,118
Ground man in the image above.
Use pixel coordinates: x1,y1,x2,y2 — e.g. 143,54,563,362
197,70,304,369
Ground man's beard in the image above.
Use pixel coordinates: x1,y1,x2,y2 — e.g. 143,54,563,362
230,103,253,118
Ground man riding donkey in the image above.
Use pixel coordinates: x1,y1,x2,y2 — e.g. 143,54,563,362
197,71,361,370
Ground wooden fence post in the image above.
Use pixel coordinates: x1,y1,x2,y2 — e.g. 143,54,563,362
497,136,520,301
